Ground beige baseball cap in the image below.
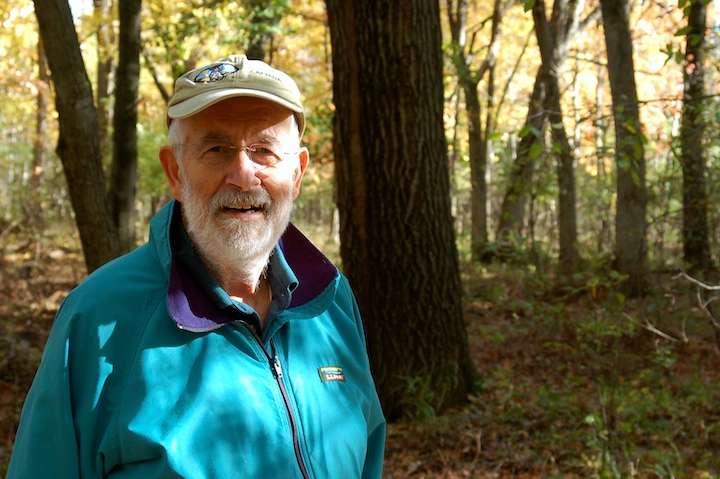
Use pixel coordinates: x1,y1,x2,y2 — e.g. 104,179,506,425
167,54,305,136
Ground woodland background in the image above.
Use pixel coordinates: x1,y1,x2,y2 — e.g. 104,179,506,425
1,0,720,477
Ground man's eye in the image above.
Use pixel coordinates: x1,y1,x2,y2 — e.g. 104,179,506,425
253,146,274,156
206,144,234,154
200,143,235,164
249,144,280,163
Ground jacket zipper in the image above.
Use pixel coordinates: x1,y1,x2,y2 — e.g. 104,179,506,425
241,323,311,479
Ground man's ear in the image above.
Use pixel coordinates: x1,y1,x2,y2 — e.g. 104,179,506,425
292,147,309,200
159,145,183,201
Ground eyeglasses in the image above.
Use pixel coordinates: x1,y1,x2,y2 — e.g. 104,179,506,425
177,140,297,169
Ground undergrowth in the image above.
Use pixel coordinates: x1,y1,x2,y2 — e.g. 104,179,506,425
384,259,720,478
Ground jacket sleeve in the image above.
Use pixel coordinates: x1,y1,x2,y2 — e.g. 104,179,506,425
362,417,387,479
6,300,84,478
338,275,387,479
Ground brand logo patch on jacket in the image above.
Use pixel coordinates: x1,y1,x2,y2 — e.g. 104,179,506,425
318,366,346,383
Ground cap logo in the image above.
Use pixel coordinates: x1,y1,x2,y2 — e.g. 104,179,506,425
194,64,238,83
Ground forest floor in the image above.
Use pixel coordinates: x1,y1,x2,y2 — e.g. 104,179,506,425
1,232,719,478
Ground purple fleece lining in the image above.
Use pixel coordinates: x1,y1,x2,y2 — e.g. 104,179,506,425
168,254,234,332
280,223,337,307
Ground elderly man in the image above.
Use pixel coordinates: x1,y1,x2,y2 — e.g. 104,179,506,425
8,54,386,479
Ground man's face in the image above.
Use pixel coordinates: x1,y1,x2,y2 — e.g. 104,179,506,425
160,97,308,265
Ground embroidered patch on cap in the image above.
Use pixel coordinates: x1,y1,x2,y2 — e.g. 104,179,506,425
318,366,346,383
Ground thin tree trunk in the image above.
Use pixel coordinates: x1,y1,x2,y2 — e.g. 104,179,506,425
496,73,545,242
246,0,278,61
680,0,710,273
447,0,510,260
30,35,49,232
496,0,594,252
532,0,581,274
109,0,142,253
600,0,647,296
326,0,475,421
95,0,114,161
595,63,612,254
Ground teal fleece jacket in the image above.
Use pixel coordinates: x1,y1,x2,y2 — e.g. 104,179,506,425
7,200,386,478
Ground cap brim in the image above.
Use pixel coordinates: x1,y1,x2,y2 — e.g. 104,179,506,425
167,88,304,120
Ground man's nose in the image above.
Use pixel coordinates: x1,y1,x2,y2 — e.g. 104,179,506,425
224,148,262,190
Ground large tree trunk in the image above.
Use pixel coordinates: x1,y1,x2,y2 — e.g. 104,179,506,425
600,0,647,296
680,0,710,273
326,0,476,421
33,0,120,272
109,0,141,253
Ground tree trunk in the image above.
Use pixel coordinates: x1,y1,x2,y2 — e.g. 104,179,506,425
465,78,487,259
496,72,545,242
95,0,114,162
496,0,590,250
680,0,710,273
600,0,647,296
326,0,476,421
246,0,280,61
109,0,142,253
532,0,581,274
30,35,49,232
33,0,120,272
447,0,509,261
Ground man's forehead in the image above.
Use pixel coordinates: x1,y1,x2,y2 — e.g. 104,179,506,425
185,98,295,138
200,97,294,121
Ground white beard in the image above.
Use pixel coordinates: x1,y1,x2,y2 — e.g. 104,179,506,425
179,170,294,282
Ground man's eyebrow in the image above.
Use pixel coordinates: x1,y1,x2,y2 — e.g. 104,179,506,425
252,135,282,146
200,133,233,142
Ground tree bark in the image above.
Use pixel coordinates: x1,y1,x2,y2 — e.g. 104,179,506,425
326,0,476,421
33,0,120,272
600,0,647,295
109,0,142,253
680,0,710,273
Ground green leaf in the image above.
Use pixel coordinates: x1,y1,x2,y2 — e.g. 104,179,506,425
621,116,637,134
529,142,543,159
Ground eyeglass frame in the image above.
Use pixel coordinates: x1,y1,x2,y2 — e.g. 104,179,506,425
174,139,299,170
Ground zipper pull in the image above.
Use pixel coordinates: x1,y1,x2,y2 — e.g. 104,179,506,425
272,356,283,379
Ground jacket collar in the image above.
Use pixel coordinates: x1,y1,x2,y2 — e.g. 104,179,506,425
155,200,338,333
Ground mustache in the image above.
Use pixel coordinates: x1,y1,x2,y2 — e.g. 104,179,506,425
209,188,272,211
